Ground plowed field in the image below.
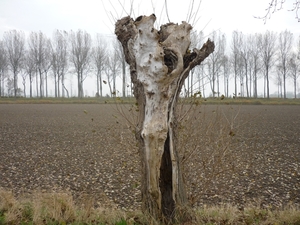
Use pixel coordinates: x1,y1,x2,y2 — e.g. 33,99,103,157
0,104,299,210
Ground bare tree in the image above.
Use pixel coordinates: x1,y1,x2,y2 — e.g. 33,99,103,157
240,33,252,97
24,50,36,98
260,30,277,99
51,30,69,98
20,68,27,97
43,40,52,97
186,30,204,96
248,33,262,98
221,54,230,97
206,31,226,97
277,30,293,99
6,77,14,96
275,65,284,97
190,31,207,97
231,31,243,98
115,15,214,223
3,30,25,97
115,39,127,97
28,31,51,98
92,34,107,97
0,41,8,97
193,64,206,97
69,30,92,98
104,48,120,96
289,52,299,98
103,58,113,96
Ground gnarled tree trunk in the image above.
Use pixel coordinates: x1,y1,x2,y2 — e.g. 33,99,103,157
115,14,214,223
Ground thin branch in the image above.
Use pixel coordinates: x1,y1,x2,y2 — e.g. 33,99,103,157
151,0,156,15
107,0,120,19
129,0,135,16
288,0,300,21
199,23,219,42
201,18,212,35
117,0,130,17
254,0,300,23
101,1,117,32
135,1,142,19
186,0,194,23
164,0,171,23
191,0,202,27
158,3,165,28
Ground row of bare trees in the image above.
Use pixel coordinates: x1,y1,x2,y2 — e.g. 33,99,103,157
0,29,299,98
186,29,300,99
0,30,127,98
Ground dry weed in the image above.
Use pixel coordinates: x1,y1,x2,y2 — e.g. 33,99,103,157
0,189,31,224
0,189,16,212
32,191,76,224
112,97,248,209
244,203,300,225
0,189,300,224
176,102,245,207
0,190,128,225
196,203,240,224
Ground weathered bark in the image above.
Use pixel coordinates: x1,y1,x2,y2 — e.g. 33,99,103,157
115,14,214,223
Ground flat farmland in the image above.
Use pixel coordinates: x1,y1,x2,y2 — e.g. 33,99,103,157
0,104,299,210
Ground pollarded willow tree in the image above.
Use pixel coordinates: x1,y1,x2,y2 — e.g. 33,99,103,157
115,14,214,223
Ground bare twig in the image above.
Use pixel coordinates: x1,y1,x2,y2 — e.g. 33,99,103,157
164,0,171,23
255,0,300,23
185,0,203,28
117,0,130,17
107,0,120,20
186,0,194,23
129,0,135,16
151,0,155,15
191,0,203,27
289,0,300,21
158,3,165,28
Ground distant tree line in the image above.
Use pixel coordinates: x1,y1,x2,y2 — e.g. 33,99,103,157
0,29,299,99
0,30,126,98
188,29,300,99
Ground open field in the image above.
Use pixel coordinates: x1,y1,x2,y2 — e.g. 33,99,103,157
1,96,300,105
0,103,300,213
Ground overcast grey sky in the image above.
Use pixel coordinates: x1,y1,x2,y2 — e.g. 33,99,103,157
0,0,299,38
0,0,299,97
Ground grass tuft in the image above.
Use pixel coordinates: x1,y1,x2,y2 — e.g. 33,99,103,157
196,204,240,224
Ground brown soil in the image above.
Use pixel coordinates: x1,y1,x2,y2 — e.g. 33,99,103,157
0,104,299,210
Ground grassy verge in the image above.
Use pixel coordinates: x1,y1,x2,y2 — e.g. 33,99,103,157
1,190,300,225
0,189,145,225
1,96,300,105
0,97,134,104
200,97,300,105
